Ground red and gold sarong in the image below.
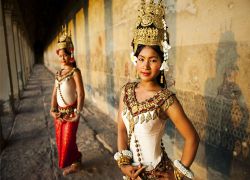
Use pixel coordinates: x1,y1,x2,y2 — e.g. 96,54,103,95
54,102,81,168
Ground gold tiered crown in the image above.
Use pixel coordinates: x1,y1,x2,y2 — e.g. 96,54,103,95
57,25,74,53
133,0,166,52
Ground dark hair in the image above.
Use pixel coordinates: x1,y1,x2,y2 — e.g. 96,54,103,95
134,44,166,88
57,48,77,68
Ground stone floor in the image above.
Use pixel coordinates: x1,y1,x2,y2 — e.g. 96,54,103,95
0,64,122,180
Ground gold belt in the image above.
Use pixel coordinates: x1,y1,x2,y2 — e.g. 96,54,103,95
58,107,74,114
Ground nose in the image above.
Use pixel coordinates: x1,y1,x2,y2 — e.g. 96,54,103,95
62,55,67,61
143,60,150,69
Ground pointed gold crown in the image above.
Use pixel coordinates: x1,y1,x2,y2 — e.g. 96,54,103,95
132,0,166,52
57,25,74,53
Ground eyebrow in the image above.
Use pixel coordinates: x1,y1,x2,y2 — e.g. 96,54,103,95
138,55,158,59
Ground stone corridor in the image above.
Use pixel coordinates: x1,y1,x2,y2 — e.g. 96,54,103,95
0,64,122,180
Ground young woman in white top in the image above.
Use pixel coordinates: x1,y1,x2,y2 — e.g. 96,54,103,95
50,30,84,176
116,44,199,180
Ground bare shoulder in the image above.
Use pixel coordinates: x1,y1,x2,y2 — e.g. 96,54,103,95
74,68,81,74
73,68,82,78
161,88,176,111
166,94,187,117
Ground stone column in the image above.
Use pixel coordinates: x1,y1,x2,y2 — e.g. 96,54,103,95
28,45,34,71
22,38,30,80
0,0,8,152
12,15,23,92
4,0,19,100
18,29,26,85
0,0,12,110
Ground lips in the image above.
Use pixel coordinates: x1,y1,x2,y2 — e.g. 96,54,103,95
141,71,151,76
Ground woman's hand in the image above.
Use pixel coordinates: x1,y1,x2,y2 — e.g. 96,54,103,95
50,111,64,122
120,165,146,180
50,111,60,119
65,114,80,122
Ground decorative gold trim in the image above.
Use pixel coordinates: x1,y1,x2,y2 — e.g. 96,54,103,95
123,82,174,117
55,68,77,82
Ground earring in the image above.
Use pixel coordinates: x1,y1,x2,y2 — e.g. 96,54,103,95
160,71,164,84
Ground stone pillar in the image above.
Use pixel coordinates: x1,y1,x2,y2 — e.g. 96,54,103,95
12,15,23,92
28,45,34,70
22,38,30,79
0,0,12,110
4,0,19,100
0,0,8,152
18,29,26,85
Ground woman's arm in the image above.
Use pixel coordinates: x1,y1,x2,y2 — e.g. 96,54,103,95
117,89,145,178
166,96,200,168
73,69,85,113
50,82,59,119
51,83,57,108
117,91,128,151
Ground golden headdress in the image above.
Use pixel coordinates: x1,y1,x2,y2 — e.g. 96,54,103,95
132,0,171,71
57,25,75,62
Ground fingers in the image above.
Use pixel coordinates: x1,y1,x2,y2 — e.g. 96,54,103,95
121,165,141,179
64,117,78,122
58,118,64,122
131,166,146,179
50,112,57,119
131,166,140,171
55,112,61,118
134,166,146,177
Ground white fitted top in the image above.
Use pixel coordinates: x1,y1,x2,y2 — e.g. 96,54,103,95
55,68,78,107
122,82,174,169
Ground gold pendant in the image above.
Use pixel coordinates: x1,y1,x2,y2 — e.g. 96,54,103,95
132,105,138,114
140,113,145,124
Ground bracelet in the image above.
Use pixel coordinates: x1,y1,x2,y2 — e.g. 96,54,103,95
173,160,194,179
50,107,58,113
114,150,133,168
74,108,80,115
117,156,131,168
114,150,133,160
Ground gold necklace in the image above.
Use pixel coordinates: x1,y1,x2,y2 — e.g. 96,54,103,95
56,68,75,82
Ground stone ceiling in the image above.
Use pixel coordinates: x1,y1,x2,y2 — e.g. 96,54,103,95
16,0,69,55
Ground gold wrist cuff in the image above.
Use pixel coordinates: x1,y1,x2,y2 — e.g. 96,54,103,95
74,108,80,115
117,156,132,168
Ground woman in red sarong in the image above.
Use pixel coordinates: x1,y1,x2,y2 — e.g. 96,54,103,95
50,26,85,176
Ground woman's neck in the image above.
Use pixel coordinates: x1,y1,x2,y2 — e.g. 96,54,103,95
138,80,161,91
61,65,73,70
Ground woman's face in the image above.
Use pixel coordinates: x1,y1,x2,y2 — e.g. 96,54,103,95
58,49,70,66
136,46,162,82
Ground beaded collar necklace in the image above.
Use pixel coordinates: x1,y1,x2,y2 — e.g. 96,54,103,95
56,68,75,82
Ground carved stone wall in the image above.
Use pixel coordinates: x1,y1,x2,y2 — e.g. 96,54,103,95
43,0,250,179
